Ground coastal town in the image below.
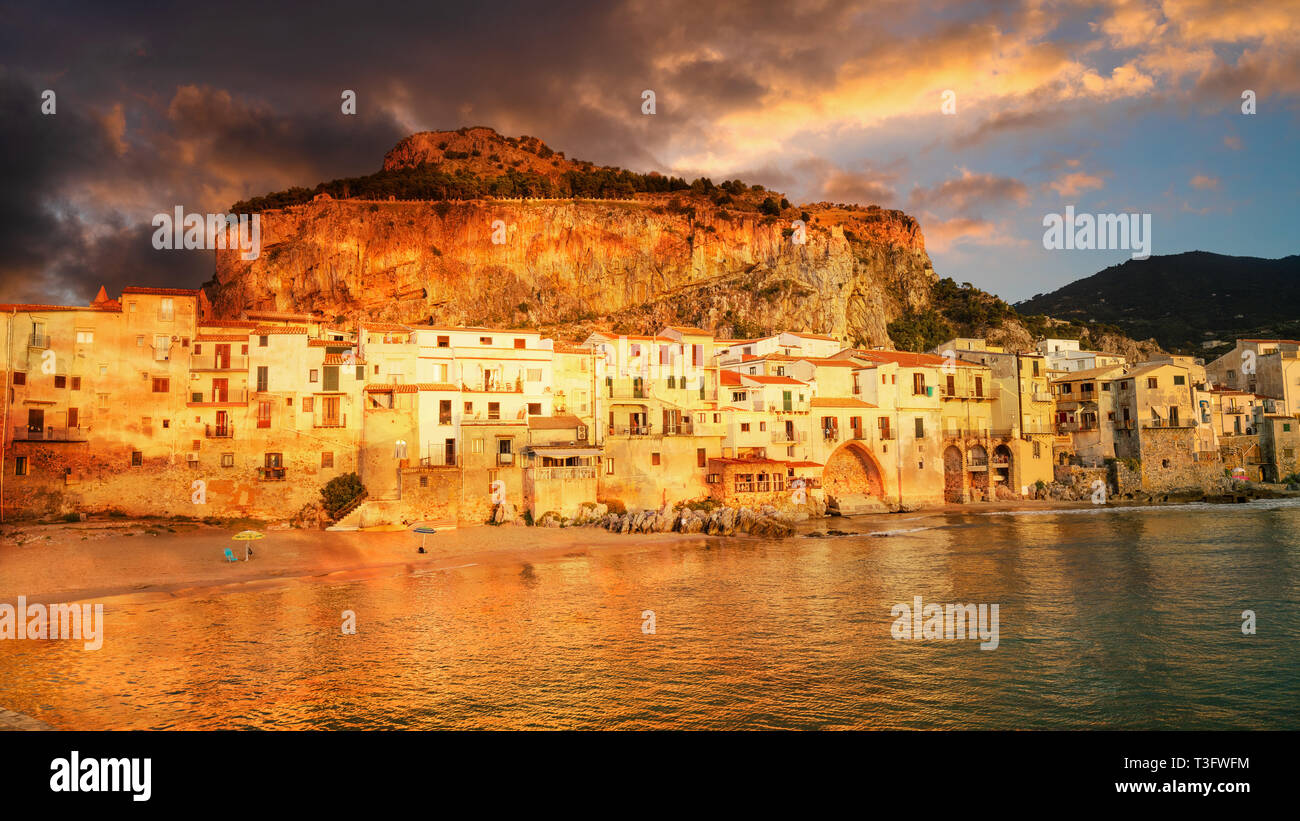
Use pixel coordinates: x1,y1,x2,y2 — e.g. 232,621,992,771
2,284,1296,529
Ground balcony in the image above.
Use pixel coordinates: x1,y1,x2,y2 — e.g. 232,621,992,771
190,353,249,371
314,415,347,429
608,387,649,400
188,389,249,405
497,452,515,466
609,424,654,436
12,426,86,442
257,466,287,481
28,333,49,348
534,466,598,481
771,429,809,444
822,428,841,442
463,382,523,394
418,452,461,468
205,424,234,439
153,347,172,362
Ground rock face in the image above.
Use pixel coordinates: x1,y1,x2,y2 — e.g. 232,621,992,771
211,131,937,347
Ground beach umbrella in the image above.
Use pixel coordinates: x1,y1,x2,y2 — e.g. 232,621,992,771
411,524,439,551
232,530,264,561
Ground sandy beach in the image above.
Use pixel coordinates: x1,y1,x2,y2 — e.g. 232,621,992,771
0,497,1134,605
0,518,711,605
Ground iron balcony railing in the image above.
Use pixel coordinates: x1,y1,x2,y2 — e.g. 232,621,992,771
13,425,87,442
257,466,287,481
533,466,598,481
204,424,234,439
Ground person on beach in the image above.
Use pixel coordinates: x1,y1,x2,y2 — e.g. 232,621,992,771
245,544,254,561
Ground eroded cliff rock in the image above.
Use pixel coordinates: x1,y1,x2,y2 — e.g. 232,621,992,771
211,192,936,346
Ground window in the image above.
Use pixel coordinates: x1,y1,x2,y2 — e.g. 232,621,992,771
1033,441,1041,458
1032,360,1040,377
67,408,78,428
605,458,615,475
259,335,269,347
759,421,767,431
27,409,43,433
152,377,169,393
285,397,292,407
136,335,145,347
1147,377,1158,389
479,336,493,345
194,343,202,355
128,302,136,313
302,397,314,413
437,335,450,348
697,448,707,468
159,298,174,321
242,344,249,355
322,452,334,468
527,402,541,415
257,400,272,428
256,366,269,392
465,401,473,413
419,475,428,488
11,372,25,386
740,422,751,432
70,376,81,390
1174,375,1186,385
913,373,926,395
15,456,28,476
265,452,283,468
488,402,500,420
651,452,661,466
915,417,925,438
514,338,526,349
1286,423,1293,433
1285,448,1295,459
1102,382,1111,392
356,365,365,381
54,375,66,388
310,369,319,383
526,368,542,382
97,393,110,409
76,330,93,344
221,453,235,468
472,438,483,454
131,451,143,466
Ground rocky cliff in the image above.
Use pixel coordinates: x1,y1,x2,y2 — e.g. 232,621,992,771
211,129,937,345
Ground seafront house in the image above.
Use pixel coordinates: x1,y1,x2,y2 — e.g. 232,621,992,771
1035,337,1126,375
1050,364,1127,467
932,340,1056,496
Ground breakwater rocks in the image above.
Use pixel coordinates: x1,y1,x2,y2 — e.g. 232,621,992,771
492,500,828,539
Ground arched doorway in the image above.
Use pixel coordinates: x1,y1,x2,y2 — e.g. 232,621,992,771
968,444,989,501
823,442,885,499
943,446,964,503
992,443,1013,490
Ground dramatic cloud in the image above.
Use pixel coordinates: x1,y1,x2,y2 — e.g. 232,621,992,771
0,0,1295,303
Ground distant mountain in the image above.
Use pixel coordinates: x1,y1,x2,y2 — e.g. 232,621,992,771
1014,251,1300,355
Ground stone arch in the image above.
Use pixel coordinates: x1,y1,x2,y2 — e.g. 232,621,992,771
942,445,964,503
968,444,989,501
823,441,886,499
993,443,1013,490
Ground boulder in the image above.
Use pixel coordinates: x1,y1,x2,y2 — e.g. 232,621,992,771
492,500,518,524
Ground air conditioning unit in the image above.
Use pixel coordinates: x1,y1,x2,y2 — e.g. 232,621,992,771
185,453,199,463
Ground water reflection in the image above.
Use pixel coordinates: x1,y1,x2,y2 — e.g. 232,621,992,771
2,503,1298,729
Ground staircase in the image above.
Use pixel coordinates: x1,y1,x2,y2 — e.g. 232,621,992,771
325,491,369,530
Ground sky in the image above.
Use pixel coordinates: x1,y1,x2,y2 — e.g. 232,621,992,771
1,0,1297,307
